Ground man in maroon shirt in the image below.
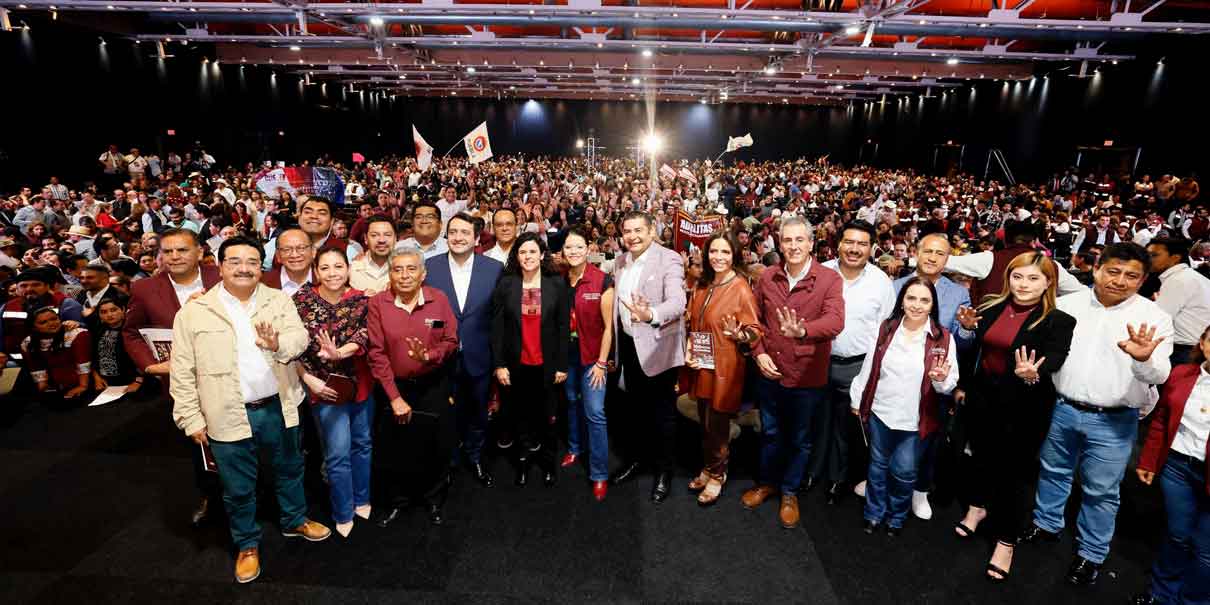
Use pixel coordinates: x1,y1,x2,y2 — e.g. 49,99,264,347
743,216,845,529
366,246,460,526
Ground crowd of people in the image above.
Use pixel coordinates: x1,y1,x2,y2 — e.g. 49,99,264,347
1,145,1207,603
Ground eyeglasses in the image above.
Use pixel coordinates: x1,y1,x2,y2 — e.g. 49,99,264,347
278,246,311,256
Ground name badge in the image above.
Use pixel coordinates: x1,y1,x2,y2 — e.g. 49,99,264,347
582,293,601,301
424,318,446,328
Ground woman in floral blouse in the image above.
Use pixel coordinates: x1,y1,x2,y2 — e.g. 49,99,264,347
292,246,373,538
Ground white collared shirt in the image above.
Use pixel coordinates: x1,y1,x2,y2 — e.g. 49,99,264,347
823,260,896,358
1173,366,1210,461
448,253,474,312
785,260,812,292
943,249,1086,296
216,285,279,403
280,267,312,298
397,236,448,260
849,319,959,431
1155,264,1210,346
1053,289,1174,410
171,273,204,307
349,256,389,294
83,285,111,309
616,246,657,336
484,244,510,264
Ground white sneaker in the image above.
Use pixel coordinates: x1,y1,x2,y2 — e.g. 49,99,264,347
335,521,354,538
912,490,933,520
854,480,867,497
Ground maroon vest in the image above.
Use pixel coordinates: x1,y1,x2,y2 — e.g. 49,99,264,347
570,263,609,366
858,317,952,439
970,243,1034,306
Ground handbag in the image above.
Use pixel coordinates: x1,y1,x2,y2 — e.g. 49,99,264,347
323,372,357,403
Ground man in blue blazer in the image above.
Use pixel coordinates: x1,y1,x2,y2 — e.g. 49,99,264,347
426,212,504,487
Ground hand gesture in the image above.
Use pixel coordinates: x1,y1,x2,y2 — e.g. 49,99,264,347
554,371,567,385
315,329,341,361
774,306,807,339
619,294,653,324
928,354,952,383
1117,323,1165,362
254,321,279,352
755,353,783,380
1136,468,1155,485
956,305,982,331
405,337,429,363
1013,346,1047,384
720,314,747,342
495,367,511,386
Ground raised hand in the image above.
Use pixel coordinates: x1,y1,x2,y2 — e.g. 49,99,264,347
1013,346,1047,385
956,305,982,330
1117,323,1165,362
405,337,430,363
928,354,952,383
619,294,654,324
774,306,807,339
720,314,747,342
315,329,341,361
254,321,279,352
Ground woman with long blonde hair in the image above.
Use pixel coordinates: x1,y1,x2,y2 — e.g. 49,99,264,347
951,251,1077,582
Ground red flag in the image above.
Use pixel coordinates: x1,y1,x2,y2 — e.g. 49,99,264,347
352,152,365,163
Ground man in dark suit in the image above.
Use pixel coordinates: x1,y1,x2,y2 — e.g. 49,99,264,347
74,263,125,328
426,212,503,487
122,228,221,525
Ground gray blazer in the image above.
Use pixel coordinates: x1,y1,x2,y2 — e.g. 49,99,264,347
611,242,687,377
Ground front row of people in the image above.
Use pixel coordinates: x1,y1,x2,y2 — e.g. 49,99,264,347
158,216,1205,600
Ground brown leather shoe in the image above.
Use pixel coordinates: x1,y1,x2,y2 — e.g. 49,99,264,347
780,494,800,529
741,485,778,510
234,547,260,584
281,519,331,542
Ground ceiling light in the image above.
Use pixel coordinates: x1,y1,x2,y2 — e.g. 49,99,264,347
467,66,476,73
918,19,928,25
946,58,959,65
631,77,640,84
764,66,775,75
978,23,989,28
399,75,406,80
369,16,384,26
642,49,653,57
289,45,301,51
597,42,603,48
845,25,860,35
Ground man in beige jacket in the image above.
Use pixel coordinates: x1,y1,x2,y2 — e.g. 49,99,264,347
171,235,330,584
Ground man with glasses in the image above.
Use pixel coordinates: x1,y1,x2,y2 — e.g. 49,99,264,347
261,228,313,297
172,235,329,583
397,201,448,260
261,196,347,270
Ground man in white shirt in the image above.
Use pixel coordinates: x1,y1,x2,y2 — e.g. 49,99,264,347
214,180,237,205
484,208,517,264
349,215,395,296
125,148,148,183
1020,242,1173,586
436,187,468,235
396,202,447,260
1147,237,1210,365
810,220,895,504
264,228,313,297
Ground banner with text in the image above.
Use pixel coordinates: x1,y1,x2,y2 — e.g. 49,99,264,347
254,166,346,206
673,210,725,253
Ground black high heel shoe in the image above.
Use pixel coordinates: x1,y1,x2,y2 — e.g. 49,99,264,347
515,457,530,487
986,541,1015,583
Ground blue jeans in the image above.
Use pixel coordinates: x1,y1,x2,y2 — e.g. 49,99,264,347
1033,399,1138,564
865,413,921,529
312,396,374,524
208,397,308,550
1150,453,1210,605
564,349,609,482
757,378,825,494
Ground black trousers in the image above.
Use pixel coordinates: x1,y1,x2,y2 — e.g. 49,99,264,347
963,373,1054,544
615,330,679,473
806,356,865,484
374,372,456,506
503,364,557,471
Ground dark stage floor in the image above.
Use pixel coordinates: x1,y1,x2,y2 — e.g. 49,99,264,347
0,395,1165,604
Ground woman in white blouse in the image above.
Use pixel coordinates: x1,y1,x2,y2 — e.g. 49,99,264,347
1134,324,1210,605
850,276,958,536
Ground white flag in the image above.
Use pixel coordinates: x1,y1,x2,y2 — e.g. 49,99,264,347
725,133,754,153
462,121,494,164
659,164,678,181
413,125,434,172
678,167,698,184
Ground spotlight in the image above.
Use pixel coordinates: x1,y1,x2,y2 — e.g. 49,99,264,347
369,15,384,26
575,139,585,149
641,132,664,154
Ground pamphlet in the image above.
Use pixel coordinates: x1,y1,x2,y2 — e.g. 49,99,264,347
139,328,173,362
88,385,129,407
690,331,715,370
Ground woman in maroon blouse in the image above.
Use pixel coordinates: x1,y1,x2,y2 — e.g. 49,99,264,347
292,246,372,538
952,251,1076,581
491,232,570,488
23,306,92,409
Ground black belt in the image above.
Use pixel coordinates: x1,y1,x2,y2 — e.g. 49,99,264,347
1062,398,1133,415
1168,450,1205,468
830,354,866,364
245,394,279,409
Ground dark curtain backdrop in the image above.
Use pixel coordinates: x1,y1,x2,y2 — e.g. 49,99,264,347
2,22,1207,190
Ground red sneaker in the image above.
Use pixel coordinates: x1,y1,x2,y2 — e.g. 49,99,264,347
559,453,579,468
592,480,608,502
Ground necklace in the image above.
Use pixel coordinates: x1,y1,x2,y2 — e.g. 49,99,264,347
1006,302,1038,320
